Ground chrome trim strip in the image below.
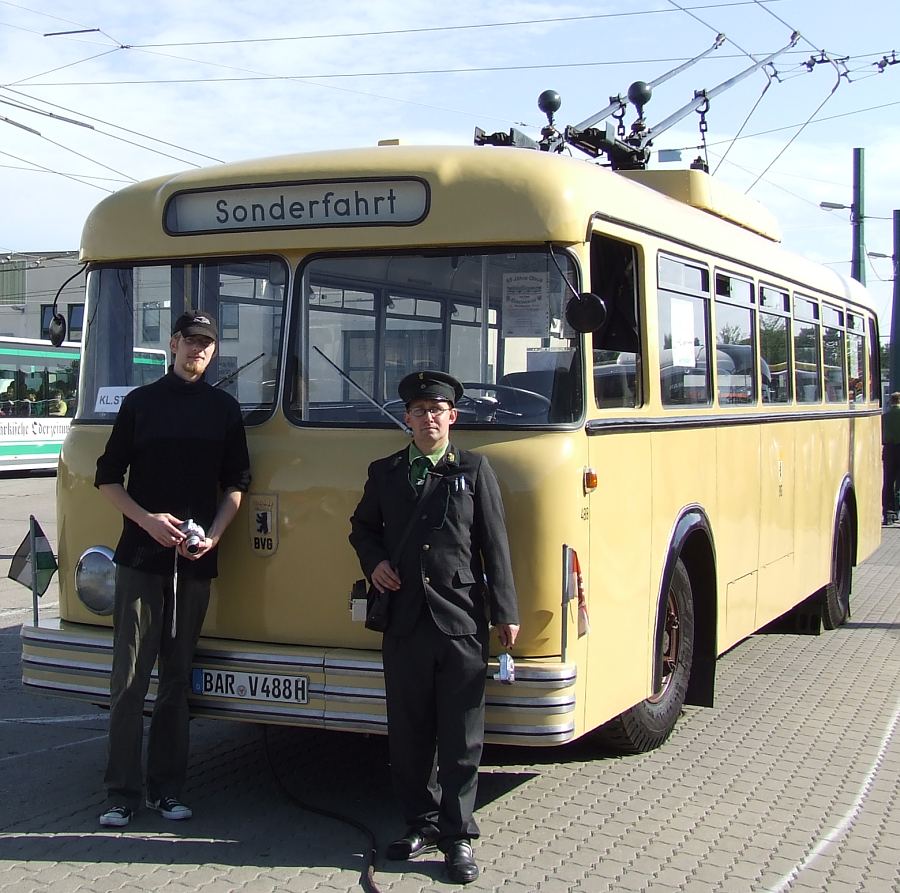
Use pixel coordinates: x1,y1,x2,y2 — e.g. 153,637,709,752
23,627,580,743
587,407,880,435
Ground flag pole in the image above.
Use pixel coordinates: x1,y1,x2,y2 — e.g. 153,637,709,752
28,514,39,626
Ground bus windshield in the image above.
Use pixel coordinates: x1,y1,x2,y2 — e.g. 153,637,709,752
292,248,583,426
79,257,287,424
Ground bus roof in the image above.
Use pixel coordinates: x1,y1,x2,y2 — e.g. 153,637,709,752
79,144,876,314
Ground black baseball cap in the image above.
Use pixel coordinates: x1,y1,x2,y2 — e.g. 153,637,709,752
398,370,464,406
173,311,217,340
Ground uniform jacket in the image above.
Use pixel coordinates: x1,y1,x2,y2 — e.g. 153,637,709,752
349,444,519,637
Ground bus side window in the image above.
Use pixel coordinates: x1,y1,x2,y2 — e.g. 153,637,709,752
591,235,640,408
657,256,712,407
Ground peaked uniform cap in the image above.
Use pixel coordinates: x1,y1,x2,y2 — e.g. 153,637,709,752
398,370,464,405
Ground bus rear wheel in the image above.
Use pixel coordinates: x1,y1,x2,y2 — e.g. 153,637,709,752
595,558,694,754
822,502,852,630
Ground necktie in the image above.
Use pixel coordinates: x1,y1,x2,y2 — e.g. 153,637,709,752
410,456,429,490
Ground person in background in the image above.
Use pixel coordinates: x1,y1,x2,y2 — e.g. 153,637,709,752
49,390,68,416
2,384,17,416
882,391,900,525
349,370,519,885
94,311,251,828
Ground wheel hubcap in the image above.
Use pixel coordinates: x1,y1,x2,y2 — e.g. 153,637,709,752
649,591,680,703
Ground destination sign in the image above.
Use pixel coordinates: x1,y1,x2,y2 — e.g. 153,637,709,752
165,178,430,234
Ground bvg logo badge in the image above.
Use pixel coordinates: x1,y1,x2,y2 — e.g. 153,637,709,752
249,494,278,555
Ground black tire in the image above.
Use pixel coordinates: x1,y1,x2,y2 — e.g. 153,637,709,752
595,558,695,754
822,502,852,630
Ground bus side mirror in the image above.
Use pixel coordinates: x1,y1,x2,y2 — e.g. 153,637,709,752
48,313,67,347
565,292,608,334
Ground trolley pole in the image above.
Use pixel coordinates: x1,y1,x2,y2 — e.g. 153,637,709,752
888,210,900,393
851,147,866,285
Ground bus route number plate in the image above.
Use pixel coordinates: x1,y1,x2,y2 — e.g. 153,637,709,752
191,668,308,704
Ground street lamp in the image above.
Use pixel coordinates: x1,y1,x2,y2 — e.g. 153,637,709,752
819,199,865,285
819,147,866,286
867,251,898,278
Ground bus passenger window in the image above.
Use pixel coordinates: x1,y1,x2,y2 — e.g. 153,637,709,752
847,313,866,402
793,295,821,403
823,305,846,403
590,235,640,408
714,285,756,406
715,272,756,406
760,312,791,403
657,255,711,407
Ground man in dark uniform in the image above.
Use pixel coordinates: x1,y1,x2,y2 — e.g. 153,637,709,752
883,391,900,524
349,370,519,885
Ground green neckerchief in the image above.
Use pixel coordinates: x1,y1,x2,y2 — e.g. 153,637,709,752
408,442,449,490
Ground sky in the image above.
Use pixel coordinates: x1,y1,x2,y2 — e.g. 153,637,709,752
1,0,898,328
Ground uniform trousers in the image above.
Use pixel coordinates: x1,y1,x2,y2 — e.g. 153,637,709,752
382,608,488,845
104,564,210,809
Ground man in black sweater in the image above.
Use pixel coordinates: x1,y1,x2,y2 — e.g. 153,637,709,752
94,311,250,828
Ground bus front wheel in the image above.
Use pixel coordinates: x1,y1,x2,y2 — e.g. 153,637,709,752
822,502,852,630
595,558,695,754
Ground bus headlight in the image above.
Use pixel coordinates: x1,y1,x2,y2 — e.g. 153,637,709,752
75,546,116,615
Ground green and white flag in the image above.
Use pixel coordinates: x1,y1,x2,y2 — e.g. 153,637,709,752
8,516,57,597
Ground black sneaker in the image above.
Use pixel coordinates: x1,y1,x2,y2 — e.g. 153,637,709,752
99,805,133,827
146,796,192,820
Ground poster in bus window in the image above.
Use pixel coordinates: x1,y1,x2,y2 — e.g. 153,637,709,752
670,297,697,368
502,272,550,338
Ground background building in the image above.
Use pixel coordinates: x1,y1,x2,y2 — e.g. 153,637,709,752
0,251,84,341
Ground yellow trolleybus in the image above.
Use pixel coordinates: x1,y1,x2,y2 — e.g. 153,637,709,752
22,143,881,752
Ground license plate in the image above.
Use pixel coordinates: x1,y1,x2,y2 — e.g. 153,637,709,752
191,668,308,704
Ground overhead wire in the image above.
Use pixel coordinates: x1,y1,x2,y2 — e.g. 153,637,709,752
743,58,844,194
752,0,821,52
1,87,223,163
10,49,868,84
711,70,773,174
17,127,137,181
666,0,757,61
0,148,112,192
0,0,101,33
0,89,217,166
8,48,888,88
662,0,868,199
5,47,123,87
669,97,900,149
0,162,126,182
128,2,786,49
1,1,895,210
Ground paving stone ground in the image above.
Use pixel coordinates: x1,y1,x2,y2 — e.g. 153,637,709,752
1,476,898,892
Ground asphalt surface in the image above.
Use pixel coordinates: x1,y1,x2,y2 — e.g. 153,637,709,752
1,473,898,892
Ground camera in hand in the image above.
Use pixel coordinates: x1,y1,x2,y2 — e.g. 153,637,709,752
179,519,206,554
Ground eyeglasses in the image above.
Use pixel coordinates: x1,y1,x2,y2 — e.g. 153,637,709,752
182,335,215,348
408,406,451,418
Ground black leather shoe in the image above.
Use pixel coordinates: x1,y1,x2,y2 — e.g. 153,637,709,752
385,828,439,860
444,840,479,884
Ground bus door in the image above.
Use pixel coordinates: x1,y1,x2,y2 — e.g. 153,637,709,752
755,287,796,627
585,234,654,717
